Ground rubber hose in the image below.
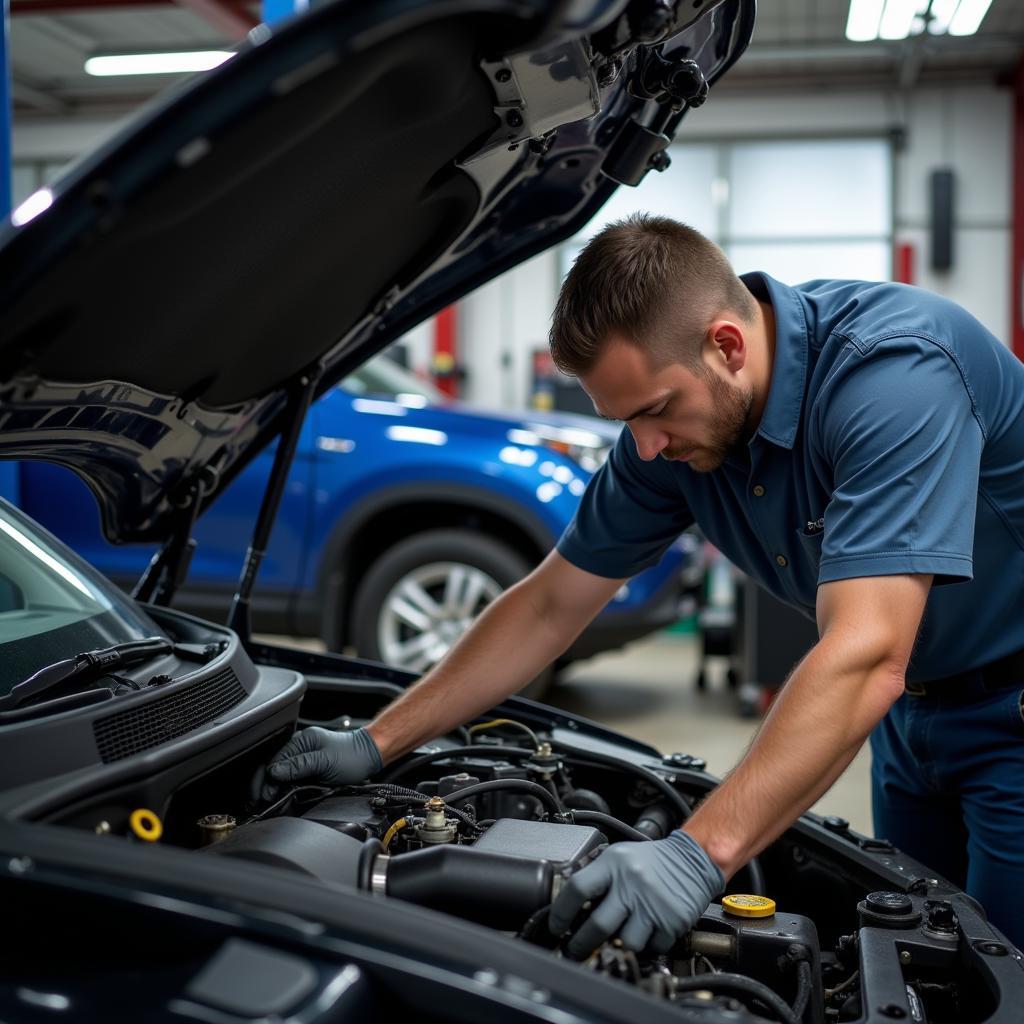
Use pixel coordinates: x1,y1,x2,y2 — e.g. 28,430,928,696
380,744,535,784
672,972,799,1024
561,750,693,820
384,845,553,930
738,854,768,896
442,778,563,816
569,810,652,843
563,750,767,897
791,959,812,1022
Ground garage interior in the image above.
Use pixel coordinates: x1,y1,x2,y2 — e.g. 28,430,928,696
4,1,1024,841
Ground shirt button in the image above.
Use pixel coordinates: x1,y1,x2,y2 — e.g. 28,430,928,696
753,484,766,497
776,554,788,567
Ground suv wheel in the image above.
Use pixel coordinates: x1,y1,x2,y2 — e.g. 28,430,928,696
351,529,553,700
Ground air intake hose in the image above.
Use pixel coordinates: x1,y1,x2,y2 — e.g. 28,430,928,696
379,845,554,929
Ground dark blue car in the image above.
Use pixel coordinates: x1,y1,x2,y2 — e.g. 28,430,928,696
15,353,696,696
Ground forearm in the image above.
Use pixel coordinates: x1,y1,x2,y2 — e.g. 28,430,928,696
366,576,584,763
683,637,905,879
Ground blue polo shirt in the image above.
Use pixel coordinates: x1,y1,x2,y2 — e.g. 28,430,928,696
557,273,1024,682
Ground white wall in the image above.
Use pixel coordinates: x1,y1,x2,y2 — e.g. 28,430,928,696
12,117,126,163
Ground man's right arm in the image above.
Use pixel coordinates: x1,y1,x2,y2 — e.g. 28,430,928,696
366,550,626,763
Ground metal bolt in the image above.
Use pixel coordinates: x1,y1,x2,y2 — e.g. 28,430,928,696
506,109,524,128
537,742,553,757
648,150,671,173
899,950,911,964
95,821,112,835
425,797,445,812
495,68,512,83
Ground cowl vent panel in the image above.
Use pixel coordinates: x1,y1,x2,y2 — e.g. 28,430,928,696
93,668,246,763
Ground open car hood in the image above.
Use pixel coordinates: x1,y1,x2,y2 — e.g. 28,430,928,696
0,0,753,543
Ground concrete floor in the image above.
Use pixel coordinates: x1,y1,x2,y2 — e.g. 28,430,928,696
552,633,875,836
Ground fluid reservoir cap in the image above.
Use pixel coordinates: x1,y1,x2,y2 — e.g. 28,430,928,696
129,808,163,842
722,894,776,918
866,891,913,916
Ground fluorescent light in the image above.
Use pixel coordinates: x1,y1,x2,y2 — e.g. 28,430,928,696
846,0,885,41
84,51,233,76
949,0,994,35
847,0,994,42
11,188,53,227
926,0,960,34
878,0,925,40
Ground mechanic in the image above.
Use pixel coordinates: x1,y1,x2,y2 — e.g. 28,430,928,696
260,214,1024,952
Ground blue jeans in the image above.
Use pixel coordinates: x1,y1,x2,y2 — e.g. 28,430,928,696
870,681,1024,950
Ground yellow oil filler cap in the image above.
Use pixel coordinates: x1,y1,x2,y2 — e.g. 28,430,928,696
722,894,776,918
129,808,163,842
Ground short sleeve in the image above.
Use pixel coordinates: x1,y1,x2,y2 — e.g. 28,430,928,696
815,337,983,586
556,430,694,579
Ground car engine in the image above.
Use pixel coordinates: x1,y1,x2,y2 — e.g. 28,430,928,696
3,617,1020,1023
172,716,1013,1024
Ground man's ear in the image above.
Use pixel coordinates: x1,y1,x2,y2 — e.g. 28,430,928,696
705,320,747,372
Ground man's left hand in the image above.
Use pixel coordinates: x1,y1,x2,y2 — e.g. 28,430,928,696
548,830,725,958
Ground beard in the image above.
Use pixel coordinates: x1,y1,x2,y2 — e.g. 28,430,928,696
661,369,752,472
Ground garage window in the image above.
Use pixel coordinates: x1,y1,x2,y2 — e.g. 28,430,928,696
564,137,893,285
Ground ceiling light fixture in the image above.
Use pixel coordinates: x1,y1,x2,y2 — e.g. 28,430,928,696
948,0,995,35
84,51,234,77
846,0,994,41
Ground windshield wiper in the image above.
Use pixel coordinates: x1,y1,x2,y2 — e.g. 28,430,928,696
0,636,174,712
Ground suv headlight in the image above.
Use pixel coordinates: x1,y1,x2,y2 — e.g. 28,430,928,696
507,426,613,474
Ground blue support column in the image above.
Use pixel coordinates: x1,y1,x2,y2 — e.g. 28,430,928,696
262,0,308,27
0,0,18,506
1,0,11,218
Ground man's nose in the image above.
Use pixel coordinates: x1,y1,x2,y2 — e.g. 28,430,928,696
628,423,667,461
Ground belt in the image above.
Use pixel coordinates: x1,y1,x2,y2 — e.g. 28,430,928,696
904,647,1024,699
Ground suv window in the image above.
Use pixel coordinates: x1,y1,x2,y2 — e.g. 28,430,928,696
344,355,443,402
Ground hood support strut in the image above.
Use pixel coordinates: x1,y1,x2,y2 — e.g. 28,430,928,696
227,365,322,641
133,470,212,607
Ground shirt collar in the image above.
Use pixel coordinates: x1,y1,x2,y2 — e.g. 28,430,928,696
740,271,810,452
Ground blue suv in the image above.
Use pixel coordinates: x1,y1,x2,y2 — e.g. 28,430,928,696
16,355,695,696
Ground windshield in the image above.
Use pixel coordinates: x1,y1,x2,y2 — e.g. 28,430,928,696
0,498,164,697
343,353,444,403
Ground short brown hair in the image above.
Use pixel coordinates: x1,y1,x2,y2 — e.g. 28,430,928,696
549,214,757,376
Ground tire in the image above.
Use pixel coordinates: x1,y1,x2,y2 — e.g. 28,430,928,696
350,529,553,701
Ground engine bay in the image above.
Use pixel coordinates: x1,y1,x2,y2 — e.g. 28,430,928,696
178,713,1016,1024
2,625,1022,1023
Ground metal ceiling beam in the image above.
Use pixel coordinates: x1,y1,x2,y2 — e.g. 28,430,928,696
740,37,1024,65
11,74,66,112
172,0,257,39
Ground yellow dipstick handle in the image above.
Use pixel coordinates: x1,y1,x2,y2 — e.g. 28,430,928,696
381,817,408,851
129,808,163,842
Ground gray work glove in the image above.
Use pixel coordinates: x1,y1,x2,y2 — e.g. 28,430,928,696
548,830,725,958
252,726,382,803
